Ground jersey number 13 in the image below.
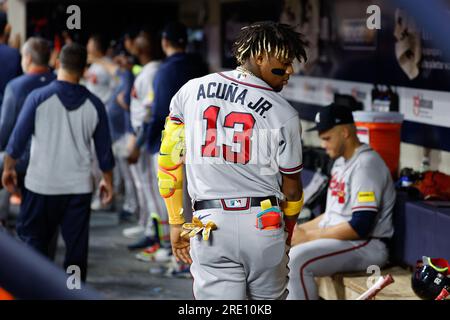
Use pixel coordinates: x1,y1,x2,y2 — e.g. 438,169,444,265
202,105,255,164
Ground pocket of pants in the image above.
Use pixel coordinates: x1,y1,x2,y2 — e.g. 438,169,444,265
256,207,282,231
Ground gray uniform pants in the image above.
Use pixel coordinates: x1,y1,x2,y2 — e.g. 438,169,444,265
190,204,289,300
128,150,170,242
147,152,169,242
129,150,154,233
112,136,138,214
287,238,389,300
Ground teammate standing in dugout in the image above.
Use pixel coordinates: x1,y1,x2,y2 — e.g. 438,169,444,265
157,21,308,299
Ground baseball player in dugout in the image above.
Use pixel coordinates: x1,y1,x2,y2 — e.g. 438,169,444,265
287,103,395,300
158,21,308,299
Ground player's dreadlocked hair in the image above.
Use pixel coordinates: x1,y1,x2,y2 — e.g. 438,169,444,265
232,21,308,65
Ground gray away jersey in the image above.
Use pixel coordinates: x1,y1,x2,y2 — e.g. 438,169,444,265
319,144,395,238
85,60,117,105
169,69,303,201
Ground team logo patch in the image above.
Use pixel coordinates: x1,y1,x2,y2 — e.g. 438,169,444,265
223,198,248,208
358,191,376,203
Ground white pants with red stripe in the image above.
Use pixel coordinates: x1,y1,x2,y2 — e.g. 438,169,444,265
287,238,388,300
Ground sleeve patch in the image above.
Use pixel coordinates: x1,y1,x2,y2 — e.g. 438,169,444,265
357,191,376,203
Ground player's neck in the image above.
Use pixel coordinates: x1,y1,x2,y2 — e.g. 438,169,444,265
139,55,152,65
57,69,81,84
343,138,363,161
26,64,49,75
241,62,262,79
164,47,184,57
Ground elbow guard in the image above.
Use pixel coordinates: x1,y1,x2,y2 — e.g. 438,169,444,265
158,117,186,225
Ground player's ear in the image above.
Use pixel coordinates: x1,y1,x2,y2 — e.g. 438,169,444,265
341,125,353,139
254,53,265,66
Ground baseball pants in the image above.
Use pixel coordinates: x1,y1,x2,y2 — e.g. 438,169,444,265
146,152,170,243
112,135,138,215
190,201,289,300
129,149,154,233
128,149,169,242
287,238,389,300
16,188,92,281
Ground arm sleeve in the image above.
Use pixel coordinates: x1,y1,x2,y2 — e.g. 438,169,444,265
278,115,303,174
5,92,38,159
91,96,115,172
0,85,18,150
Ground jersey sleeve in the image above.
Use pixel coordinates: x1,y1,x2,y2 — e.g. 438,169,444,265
141,75,155,109
168,85,185,124
278,115,303,174
90,95,115,172
5,91,38,159
350,164,383,213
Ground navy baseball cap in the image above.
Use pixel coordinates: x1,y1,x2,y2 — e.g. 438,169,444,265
162,21,187,46
307,103,355,133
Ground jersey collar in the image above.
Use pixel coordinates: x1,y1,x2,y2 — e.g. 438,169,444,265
28,66,50,75
343,143,372,167
218,69,273,91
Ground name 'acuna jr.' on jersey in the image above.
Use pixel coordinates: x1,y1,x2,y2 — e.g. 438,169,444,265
169,69,303,201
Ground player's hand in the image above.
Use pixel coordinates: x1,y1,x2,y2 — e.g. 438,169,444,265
99,178,114,205
1,169,19,196
127,147,140,164
290,225,309,247
170,224,192,265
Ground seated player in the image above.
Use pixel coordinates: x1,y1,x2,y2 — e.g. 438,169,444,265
287,103,395,300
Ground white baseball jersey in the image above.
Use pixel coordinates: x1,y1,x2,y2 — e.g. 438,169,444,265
318,144,395,238
129,61,161,132
169,69,303,201
85,59,117,104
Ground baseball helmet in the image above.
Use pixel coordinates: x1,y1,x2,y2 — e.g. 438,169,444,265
411,256,450,300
